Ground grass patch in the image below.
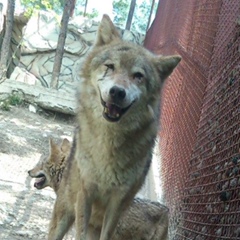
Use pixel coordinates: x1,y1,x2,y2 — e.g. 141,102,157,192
0,101,11,111
8,94,23,106
0,93,24,111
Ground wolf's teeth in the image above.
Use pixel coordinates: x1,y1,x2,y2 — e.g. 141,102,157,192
116,113,120,118
104,108,108,113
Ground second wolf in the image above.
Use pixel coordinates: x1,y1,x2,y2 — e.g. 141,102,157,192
29,138,169,239
49,14,180,240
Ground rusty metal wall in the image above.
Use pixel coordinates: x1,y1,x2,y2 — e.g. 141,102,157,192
144,0,240,239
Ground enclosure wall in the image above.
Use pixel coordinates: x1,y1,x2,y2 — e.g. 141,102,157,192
145,0,240,238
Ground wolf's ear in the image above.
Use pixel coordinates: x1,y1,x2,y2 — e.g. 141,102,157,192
49,138,60,156
60,138,70,153
95,14,121,46
155,55,181,81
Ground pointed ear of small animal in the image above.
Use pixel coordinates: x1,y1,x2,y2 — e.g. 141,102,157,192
95,14,121,46
60,138,70,153
155,55,181,81
49,138,60,161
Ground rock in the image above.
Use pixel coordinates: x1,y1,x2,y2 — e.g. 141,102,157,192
0,79,77,115
230,178,237,187
10,67,40,86
29,104,38,113
215,228,222,236
14,230,35,237
219,191,231,202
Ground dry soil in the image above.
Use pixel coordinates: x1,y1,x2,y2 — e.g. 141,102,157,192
0,105,75,240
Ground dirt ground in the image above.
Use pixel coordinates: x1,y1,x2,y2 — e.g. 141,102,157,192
0,105,76,240
0,103,161,240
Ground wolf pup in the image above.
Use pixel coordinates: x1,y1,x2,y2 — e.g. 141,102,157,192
49,14,180,240
29,138,169,240
28,138,71,193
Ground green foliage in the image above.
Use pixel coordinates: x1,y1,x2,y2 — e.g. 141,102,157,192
0,100,11,111
113,0,129,27
74,0,99,19
0,93,23,111
8,94,23,106
21,0,157,33
84,8,99,19
113,0,158,34
132,0,150,33
132,0,158,34
75,8,99,19
22,0,63,16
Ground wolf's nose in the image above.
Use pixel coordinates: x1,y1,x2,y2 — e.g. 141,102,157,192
109,86,126,101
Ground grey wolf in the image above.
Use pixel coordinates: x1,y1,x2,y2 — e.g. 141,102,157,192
49,14,180,240
29,137,169,240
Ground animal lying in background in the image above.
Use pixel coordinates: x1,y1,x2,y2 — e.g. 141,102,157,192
28,138,169,240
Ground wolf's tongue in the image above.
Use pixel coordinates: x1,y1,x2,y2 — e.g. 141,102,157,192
35,177,45,183
106,103,121,117
34,177,45,187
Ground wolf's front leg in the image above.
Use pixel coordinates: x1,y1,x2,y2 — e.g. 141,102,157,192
99,192,129,240
48,197,74,240
75,188,93,240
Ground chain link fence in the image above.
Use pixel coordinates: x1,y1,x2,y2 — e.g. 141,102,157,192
145,0,240,239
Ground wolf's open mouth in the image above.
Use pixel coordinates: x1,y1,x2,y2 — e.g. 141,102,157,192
33,174,46,189
101,98,134,122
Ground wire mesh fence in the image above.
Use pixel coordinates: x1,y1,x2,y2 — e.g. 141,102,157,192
145,0,240,239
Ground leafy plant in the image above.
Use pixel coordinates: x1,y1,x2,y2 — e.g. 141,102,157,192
0,93,23,111
132,0,158,34
0,100,11,111
8,94,23,106
113,0,129,27
113,0,158,34
21,0,63,16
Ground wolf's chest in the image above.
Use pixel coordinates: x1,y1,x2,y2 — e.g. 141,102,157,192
77,120,153,191
80,150,129,186
77,137,145,191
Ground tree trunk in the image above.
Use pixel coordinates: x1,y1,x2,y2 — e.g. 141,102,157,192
146,0,156,32
70,0,76,17
50,0,75,89
125,0,136,30
83,0,88,17
0,0,15,83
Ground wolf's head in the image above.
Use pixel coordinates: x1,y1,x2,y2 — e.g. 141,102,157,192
80,15,181,123
28,138,71,192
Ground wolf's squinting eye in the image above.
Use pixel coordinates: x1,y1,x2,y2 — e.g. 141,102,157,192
133,72,144,83
105,64,114,70
133,72,144,79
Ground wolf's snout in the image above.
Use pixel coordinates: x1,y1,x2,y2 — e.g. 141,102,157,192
101,85,134,122
109,86,126,102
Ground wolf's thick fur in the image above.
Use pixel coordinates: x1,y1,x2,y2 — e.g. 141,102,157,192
29,138,169,240
49,15,180,240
